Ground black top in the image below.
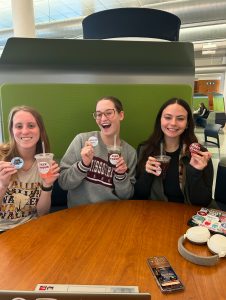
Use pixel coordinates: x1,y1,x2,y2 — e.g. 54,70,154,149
134,144,214,206
163,148,184,203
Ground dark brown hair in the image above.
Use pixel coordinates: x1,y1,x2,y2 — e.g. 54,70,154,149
137,98,198,173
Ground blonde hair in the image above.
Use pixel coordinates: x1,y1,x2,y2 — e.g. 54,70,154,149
0,106,50,161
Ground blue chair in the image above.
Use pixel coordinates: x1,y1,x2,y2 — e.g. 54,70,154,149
204,123,222,148
215,112,226,129
215,158,226,211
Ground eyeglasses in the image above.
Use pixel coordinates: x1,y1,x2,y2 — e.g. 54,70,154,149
93,109,115,120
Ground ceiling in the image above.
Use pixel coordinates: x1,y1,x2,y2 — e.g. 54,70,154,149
0,0,226,75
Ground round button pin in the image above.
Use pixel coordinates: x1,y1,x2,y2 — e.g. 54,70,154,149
197,211,207,216
88,136,98,147
11,157,24,169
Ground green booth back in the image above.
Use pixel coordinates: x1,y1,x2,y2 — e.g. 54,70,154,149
0,83,192,160
213,94,225,112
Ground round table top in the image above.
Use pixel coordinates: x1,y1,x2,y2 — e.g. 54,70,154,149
0,200,225,299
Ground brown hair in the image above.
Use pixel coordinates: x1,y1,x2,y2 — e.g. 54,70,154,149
137,98,198,173
96,96,123,113
0,106,50,161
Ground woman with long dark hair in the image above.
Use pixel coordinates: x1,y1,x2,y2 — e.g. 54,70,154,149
134,98,213,206
194,102,209,127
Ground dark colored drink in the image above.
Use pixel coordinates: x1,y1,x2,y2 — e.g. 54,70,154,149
155,155,171,179
107,145,121,167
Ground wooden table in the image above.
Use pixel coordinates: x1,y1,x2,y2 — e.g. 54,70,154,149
0,200,225,299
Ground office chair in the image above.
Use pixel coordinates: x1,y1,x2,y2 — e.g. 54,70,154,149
215,112,226,129
82,8,181,41
215,158,226,211
200,111,214,128
204,123,222,147
204,111,222,156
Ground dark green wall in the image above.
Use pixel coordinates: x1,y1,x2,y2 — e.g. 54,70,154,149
0,83,192,159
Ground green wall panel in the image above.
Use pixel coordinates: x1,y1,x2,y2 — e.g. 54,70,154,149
0,83,192,159
213,95,225,112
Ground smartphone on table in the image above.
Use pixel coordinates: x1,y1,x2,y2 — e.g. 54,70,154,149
147,256,184,293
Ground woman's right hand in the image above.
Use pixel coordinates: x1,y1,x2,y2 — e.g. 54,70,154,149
81,141,94,167
0,161,17,189
145,156,161,176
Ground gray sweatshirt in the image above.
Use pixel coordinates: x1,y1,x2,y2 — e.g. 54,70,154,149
59,131,137,207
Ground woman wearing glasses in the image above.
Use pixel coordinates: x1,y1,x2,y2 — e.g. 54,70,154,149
59,96,137,207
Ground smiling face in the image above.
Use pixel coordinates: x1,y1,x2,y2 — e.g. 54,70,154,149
95,99,124,140
161,103,188,140
12,110,40,154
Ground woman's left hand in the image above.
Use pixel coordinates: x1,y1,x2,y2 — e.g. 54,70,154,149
189,150,211,170
115,156,128,174
42,161,60,186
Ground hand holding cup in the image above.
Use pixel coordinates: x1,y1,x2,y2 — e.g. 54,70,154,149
107,145,122,167
146,155,171,178
35,153,59,186
35,153,54,179
42,161,60,186
115,156,128,174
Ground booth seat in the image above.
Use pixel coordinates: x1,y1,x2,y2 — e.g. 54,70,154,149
0,83,193,211
0,83,193,159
